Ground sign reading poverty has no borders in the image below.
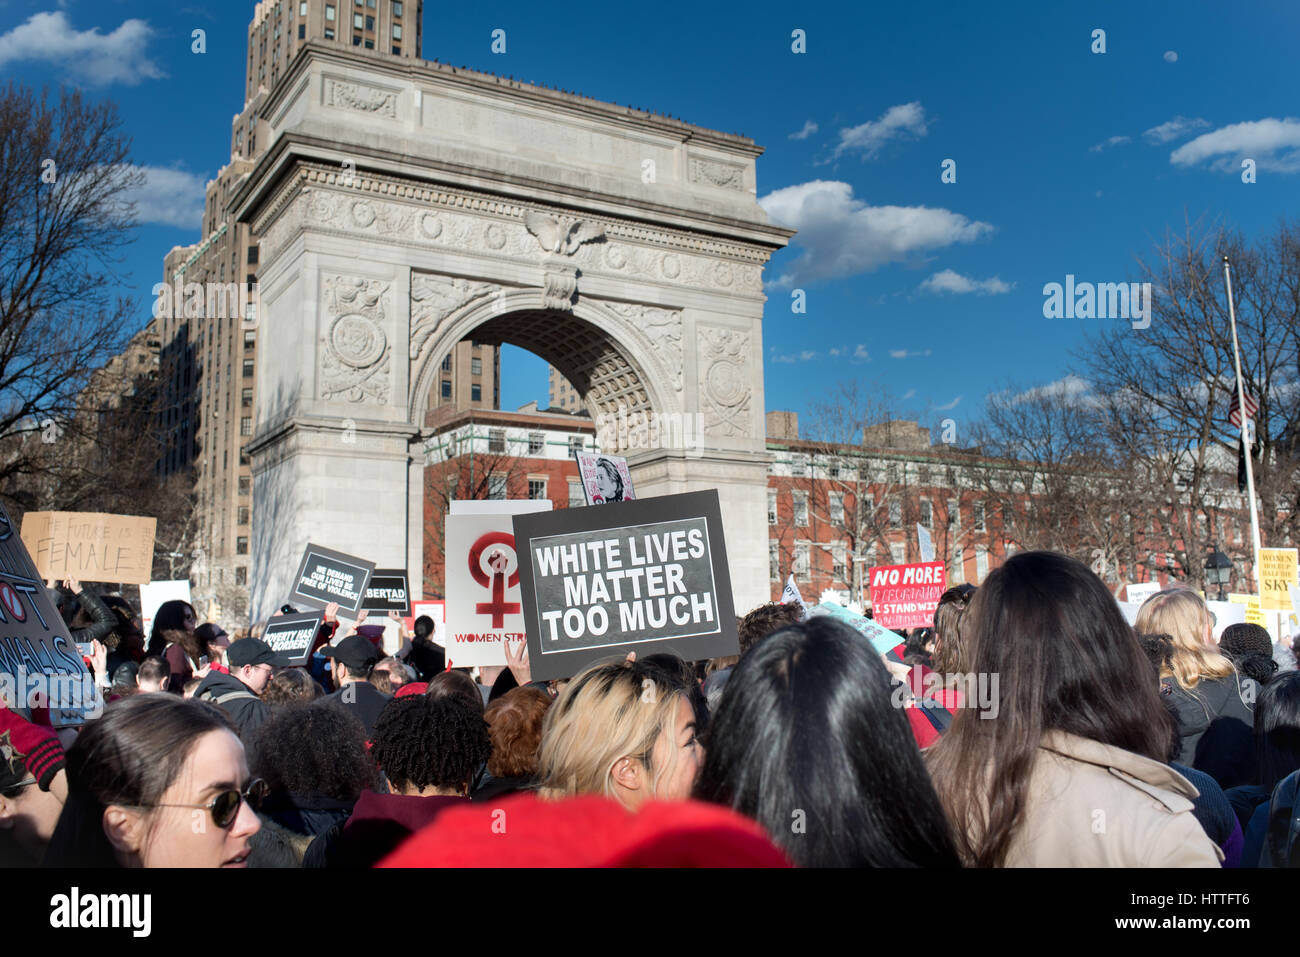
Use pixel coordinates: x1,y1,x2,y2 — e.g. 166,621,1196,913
261,611,325,667
289,544,374,615
513,490,738,681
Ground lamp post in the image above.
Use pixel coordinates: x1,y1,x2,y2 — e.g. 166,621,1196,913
1205,547,1232,602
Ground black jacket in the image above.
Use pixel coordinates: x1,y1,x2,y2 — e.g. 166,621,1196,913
1166,673,1257,789
195,670,271,754
69,589,116,647
324,680,390,740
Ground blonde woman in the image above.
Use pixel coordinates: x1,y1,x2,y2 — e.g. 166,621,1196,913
1135,589,1257,788
536,656,702,810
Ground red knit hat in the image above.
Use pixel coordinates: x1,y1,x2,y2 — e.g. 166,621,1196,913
379,793,791,868
394,681,428,698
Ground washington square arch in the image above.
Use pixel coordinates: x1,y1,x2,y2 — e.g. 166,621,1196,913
233,43,795,620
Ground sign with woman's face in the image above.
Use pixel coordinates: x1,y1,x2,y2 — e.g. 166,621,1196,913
574,451,635,506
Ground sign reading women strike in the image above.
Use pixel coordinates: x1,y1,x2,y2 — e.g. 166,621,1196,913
869,561,946,630
513,490,738,681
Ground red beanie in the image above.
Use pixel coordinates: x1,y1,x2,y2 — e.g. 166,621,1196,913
0,706,66,791
379,792,791,868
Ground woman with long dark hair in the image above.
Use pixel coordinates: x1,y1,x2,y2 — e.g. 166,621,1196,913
1226,671,1300,864
927,551,1220,867
43,695,263,867
145,600,204,694
694,617,960,867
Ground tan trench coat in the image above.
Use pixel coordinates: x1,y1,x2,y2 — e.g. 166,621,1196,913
1002,730,1223,867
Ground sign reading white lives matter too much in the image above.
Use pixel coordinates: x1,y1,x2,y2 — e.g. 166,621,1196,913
289,545,375,615
0,503,97,726
362,569,410,616
514,490,739,681
261,612,325,667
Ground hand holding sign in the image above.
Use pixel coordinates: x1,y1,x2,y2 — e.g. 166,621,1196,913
504,638,532,687
324,602,340,623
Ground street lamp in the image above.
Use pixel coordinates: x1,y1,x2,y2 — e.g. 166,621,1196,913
1205,547,1232,602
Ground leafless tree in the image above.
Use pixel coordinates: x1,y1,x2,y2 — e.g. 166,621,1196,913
0,82,144,493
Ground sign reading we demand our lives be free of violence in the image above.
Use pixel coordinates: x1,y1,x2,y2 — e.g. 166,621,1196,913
869,560,946,630
514,490,739,681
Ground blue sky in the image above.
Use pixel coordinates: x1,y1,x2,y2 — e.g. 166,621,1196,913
4,0,1298,434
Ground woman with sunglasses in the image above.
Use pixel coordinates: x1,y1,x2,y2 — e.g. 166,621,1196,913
43,695,264,867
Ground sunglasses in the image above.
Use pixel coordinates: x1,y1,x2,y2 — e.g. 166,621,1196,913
146,778,269,829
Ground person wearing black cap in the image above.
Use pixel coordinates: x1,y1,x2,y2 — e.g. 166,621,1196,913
321,635,390,739
195,638,288,751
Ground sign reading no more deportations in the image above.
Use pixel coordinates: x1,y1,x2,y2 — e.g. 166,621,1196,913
514,490,739,681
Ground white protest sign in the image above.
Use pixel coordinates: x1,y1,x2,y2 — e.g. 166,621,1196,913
445,501,550,667
917,523,934,563
1205,600,1247,643
781,574,807,617
1126,581,1161,606
1116,601,1143,626
140,580,193,639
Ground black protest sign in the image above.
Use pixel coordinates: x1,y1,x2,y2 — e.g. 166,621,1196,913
290,544,375,615
0,504,97,726
361,569,410,615
513,489,738,681
261,612,325,667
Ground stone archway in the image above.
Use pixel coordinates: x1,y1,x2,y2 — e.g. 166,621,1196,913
235,45,792,620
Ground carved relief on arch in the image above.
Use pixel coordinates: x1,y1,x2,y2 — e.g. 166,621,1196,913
409,273,499,361
600,301,684,395
320,275,392,405
698,326,753,437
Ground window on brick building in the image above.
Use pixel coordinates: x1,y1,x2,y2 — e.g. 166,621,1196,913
528,433,544,455
793,491,808,527
767,491,777,525
528,479,547,500
568,481,584,508
488,429,506,453
794,543,810,576
236,537,249,555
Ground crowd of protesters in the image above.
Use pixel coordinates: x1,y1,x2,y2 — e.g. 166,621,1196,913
4,551,1300,868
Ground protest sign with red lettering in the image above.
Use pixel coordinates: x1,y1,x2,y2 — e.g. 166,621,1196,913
869,561,946,630
445,501,551,668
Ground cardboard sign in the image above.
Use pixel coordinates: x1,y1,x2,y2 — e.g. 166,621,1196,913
20,511,156,584
289,544,374,615
574,451,636,505
1260,548,1299,611
1228,592,1267,627
445,504,551,668
261,611,325,667
1126,581,1161,606
362,569,410,616
410,600,446,647
868,561,946,630
140,580,192,640
514,490,738,681
0,504,97,726
917,523,935,563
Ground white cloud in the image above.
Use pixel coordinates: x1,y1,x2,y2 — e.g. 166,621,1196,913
1089,134,1131,153
935,395,962,412
0,12,162,86
770,349,818,364
834,102,927,159
1009,375,1096,407
1169,117,1300,173
890,349,933,359
918,269,1012,296
1143,115,1211,144
853,344,870,360
902,389,916,400
789,120,818,141
121,166,209,229
759,180,993,286
1163,50,1178,63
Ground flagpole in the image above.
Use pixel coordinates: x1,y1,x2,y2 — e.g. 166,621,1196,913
1222,256,1263,590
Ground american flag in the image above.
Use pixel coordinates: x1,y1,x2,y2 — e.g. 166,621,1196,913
1229,388,1258,428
